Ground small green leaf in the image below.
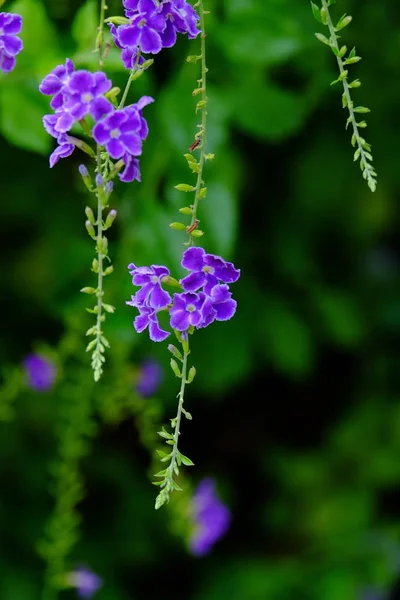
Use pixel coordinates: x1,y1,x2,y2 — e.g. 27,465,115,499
310,2,322,23
180,454,195,467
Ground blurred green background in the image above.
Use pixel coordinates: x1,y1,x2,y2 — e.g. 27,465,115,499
1,0,400,598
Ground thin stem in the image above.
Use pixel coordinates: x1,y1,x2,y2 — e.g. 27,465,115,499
95,0,108,59
119,52,142,109
189,0,208,241
321,0,376,192
168,348,188,481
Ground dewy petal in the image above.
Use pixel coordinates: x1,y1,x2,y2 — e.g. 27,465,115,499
214,299,237,322
139,28,162,54
181,246,206,272
180,271,205,292
149,283,171,309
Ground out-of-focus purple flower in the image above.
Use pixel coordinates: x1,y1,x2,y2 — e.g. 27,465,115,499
189,478,230,556
180,247,240,295
128,263,171,309
135,358,163,397
23,354,56,392
170,291,209,331
68,566,102,599
0,12,23,74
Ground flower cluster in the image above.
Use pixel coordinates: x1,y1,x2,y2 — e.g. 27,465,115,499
126,247,240,341
39,59,153,181
0,12,23,74
189,478,231,556
109,0,200,66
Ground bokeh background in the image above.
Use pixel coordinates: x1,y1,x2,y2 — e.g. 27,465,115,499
1,0,400,598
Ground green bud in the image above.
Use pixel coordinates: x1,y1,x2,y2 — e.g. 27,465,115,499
174,183,195,192
186,54,201,63
348,79,361,88
353,106,370,113
168,345,183,361
103,265,114,276
105,209,117,229
190,229,204,237
85,206,96,225
97,236,108,255
92,258,99,273
103,303,115,313
187,366,196,384
199,187,207,199
161,275,181,288
336,14,352,30
169,222,187,231
170,359,182,378
105,16,130,25
80,287,97,294
79,165,93,190
85,220,96,240
179,206,193,215
141,59,154,69
105,86,121,104
338,45,347,57
315,32,330,46
205,153,215,160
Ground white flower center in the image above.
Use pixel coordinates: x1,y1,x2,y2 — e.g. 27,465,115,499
202,265,214,274
82,92,93,103
110,128,121,139
151,275,158,284
186,304,196,313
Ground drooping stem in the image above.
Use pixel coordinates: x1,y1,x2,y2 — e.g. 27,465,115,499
168,348,188,478
189,0,208,241
320,0,377,192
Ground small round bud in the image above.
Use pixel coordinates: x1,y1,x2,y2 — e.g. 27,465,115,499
95,173,104,188
105,181,113,194
85,206,96,225
105,209,117,229
79,164,89,177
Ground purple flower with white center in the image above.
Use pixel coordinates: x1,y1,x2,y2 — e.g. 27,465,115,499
169,291,208,331
127,300,170,342
39,58,75,110
128,263,171,309
0,12,23,74
180,247,240,295
117,0,166,54
135,358,163,397
55,70,113,133
67,566,102,599
23,354,56,392
189,478,231,556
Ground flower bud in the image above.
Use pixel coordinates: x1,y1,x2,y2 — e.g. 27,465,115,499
85,206,96,225
105,209,117,229
169,222,187,231
79,164,92,191
95,174,104,188
85,220,96,240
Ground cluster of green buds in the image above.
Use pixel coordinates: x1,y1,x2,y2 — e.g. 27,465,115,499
80,167,116,382
312,0,377,192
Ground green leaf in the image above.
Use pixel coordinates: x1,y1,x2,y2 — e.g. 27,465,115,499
0,85,50,154
179,453,195,467
310,2,322,23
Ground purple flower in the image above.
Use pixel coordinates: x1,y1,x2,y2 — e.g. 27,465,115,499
170,291,209,331
180,247,240,295
127,301,170,342
159,0,200,44
128,263,171,309
0,12,23,74
68,566,102,599
23,354,56,392
120,154,141,182
118,1,166,54
135,358,163,397
199,284,237,328
55,70,113,133
39,58,75,110
189,478,231,556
